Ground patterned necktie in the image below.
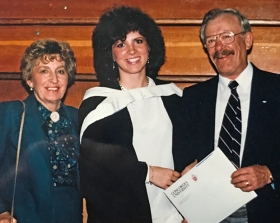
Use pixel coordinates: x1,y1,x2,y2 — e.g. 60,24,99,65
218,80,242,168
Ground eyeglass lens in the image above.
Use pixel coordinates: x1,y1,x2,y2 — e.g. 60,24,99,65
205,32,235,48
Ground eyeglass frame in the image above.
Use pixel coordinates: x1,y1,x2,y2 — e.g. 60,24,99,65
204,31,246,48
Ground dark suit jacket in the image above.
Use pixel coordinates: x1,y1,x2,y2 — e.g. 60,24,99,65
79,79,182,223
0,94,82,223
175,64,280,223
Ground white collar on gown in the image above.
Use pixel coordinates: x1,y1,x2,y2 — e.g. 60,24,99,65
80,82,182,142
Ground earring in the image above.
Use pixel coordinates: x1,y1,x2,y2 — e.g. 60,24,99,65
147,59,150,64
30,87,33,91
112,61,115,70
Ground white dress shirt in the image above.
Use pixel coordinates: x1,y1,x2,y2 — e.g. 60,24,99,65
214,62,253,166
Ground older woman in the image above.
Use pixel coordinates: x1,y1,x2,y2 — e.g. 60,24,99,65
79,6,185,223
0,39,82,223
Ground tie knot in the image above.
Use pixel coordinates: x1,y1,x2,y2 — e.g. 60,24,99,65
228,80,238,91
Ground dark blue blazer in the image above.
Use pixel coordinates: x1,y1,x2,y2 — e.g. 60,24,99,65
175,64,280,223
0,94,82,223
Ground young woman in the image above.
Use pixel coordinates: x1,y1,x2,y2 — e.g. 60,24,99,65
79,6,185,223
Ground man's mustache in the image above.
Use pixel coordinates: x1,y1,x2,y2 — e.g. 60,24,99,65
213,49,235,59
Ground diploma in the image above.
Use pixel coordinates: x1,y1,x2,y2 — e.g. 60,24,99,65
164,148,257,223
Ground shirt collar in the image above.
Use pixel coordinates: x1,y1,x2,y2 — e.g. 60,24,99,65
218,61,253,94
37,100,67,123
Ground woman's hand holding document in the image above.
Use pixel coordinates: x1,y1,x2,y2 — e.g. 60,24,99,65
164,148,257,223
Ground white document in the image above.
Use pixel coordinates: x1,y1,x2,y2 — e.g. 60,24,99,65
164,148,257,223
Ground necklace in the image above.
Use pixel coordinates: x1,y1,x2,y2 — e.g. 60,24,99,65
119,77,150,90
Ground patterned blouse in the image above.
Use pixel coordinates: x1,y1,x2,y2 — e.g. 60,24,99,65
38,103,79,187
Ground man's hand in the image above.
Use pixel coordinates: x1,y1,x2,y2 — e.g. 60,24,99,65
231,165,272,192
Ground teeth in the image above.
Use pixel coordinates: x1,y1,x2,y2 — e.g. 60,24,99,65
48,87,58,91
127,58,139,63
218,55,226,59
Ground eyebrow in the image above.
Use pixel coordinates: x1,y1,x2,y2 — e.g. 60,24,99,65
205,30,232,37
36,65,66,69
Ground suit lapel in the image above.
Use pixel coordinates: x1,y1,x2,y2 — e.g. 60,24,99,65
202,77,218,152
23,94,51,169
242,66,270,166
185,76,218,161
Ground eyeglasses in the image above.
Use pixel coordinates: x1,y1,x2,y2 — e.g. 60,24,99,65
204,31,245,48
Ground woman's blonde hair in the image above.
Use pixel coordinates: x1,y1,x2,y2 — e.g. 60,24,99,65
20,39,76,89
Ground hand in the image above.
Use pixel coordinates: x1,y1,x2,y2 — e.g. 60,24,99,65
149,166,181,189
0,212,17,223
182,219,189,223
181,159,197,175
231,165,272,192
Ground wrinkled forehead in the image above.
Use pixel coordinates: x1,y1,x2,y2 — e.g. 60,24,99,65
31,54,64,70
37,54,63,64
205,14,241,36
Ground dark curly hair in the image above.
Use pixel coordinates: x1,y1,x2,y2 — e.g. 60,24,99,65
93,5,165,85
20,39,76,91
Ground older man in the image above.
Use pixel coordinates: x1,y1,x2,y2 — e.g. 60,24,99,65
176,8,280,223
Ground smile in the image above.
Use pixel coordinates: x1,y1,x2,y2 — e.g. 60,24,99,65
213,49,235,60
217,54,227,59
126,57,140,63
47,87,59,91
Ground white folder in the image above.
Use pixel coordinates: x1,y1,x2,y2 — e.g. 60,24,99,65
164,148,257,223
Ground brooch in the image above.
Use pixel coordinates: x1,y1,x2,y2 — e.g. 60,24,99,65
50,111,60,122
